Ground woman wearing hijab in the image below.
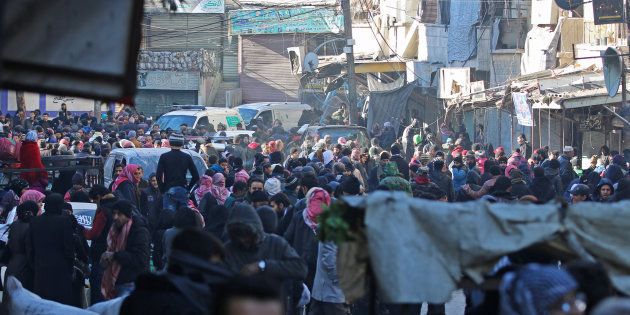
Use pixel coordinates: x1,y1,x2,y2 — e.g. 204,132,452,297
29,193,76,305
19,130,48,193
194,175,214,205
0,201,37,312
112,164,143,212
210,173,230,205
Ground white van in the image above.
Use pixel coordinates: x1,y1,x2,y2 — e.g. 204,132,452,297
236,102,312,129
154,105,244,132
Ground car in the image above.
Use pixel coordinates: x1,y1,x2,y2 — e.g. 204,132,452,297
104,148,207,188
298,125,370,149
154,105,245,132
236,102,313,130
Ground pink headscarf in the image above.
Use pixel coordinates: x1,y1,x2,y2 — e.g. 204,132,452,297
234,169,250,184
304,187,331,230
210,173,230,205
505,164,518,177
112,164,140,192
20,189,45,204
195,175,213,204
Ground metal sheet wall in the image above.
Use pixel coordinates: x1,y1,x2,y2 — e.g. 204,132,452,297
135,90,198,118
145,14,224,51
240,35,303,103
223,36,239,81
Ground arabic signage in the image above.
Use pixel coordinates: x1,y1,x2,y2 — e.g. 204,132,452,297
45,95,95,112
225,116,241,127
593,0,624,25
229,8,344,35
137,71,200,90
177,0,225,13
512,92,533,126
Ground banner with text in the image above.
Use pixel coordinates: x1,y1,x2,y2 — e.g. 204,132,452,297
229,8,343,35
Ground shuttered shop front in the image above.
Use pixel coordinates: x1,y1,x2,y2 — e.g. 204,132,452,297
240,35,302,103
146,13,224,51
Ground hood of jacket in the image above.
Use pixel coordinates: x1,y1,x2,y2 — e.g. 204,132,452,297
594,178,615,199
227,204,264,240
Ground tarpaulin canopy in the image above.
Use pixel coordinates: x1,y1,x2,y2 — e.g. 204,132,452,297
367,82,416,136
350,192,630,304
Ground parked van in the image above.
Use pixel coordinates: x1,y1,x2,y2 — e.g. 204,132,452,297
154,105,245,132
236,102,312,129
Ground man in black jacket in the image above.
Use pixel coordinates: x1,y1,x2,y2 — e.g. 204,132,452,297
121,229,233,315
225,204,306,315
156,133,199,212
100,200,151,298
390,144,410,181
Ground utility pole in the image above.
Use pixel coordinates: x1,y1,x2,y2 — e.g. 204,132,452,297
341,0,358,125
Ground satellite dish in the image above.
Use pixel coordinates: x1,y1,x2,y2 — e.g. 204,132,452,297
303,52,319,73
554,0,583,10
603,47,623,97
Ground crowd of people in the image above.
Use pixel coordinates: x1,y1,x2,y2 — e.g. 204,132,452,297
0,106,629,315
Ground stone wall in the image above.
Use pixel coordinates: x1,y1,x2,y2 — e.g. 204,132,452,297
137,49,219,73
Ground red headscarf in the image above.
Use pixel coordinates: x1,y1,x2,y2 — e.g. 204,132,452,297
210,173,230,205
101,218,133,299
112,164,140,192
19,141,48,186
304,187,331,230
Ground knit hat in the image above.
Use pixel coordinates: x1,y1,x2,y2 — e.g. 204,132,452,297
264,178,282,196
169,133,185,147
128,130,137,138
113,199,134,217
250,190,269,203
72,173,85,186
383,162,400,177
569,184,590,196
285,175,299,189
500,264,577,315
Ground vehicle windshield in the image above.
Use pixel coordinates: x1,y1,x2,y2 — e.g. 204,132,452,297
155,115,196,131
238,108,258,125
128,154,207,180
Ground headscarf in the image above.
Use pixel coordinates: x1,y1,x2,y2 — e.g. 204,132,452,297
19,189,45,204
413,134,423,145
500,264,577,315
112,164,140,192
161,139,170,148
101,217,134,300
195,175,214,204
234,169,250,184
350,148,361,162
303,187,331,230
25,130,38,142
119,139,135,148
323,150,334,165
210,173,230,205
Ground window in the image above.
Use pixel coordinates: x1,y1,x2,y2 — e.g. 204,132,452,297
260,110,273,127
196,116,210,129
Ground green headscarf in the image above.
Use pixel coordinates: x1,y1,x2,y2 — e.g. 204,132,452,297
413,134,423,145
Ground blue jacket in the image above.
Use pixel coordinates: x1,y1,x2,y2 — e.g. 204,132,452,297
451,167,468,191
311,242,345,303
